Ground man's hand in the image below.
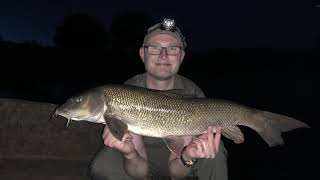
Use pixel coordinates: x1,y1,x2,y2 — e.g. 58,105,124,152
168,126,222,179
182,126,221,160
102,126,149,179
102,126,136,158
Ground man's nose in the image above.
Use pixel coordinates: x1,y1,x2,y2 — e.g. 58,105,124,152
159,47,168,59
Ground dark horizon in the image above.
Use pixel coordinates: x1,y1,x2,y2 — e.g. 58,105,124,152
1,0,320,50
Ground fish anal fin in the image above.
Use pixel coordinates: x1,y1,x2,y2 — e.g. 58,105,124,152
221,125,244,144
163,136,185,157
104,116,128,141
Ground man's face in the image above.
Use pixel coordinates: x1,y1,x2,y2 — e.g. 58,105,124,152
140,33,185,81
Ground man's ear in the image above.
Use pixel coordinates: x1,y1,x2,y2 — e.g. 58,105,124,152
180,50,185,64
139,47,145,63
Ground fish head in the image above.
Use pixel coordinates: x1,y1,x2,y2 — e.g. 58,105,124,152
54,89,105,124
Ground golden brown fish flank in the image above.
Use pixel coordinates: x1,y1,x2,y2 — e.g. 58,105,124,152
55,84,310,148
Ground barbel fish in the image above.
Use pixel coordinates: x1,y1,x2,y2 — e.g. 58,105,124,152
53,84,309,155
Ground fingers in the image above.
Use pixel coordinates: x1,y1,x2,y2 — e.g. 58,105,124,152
102,126,116,147
191,137,210,159
122,133,133,142
102,126,109,139
102,126,133,152
192,138,206,158
200,139,211,159
207,126,214,158
190,126,222,159
104,129,113,147
214,127,221,153
102,126,120,147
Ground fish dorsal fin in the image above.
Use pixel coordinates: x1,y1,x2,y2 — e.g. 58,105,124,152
163,136,185,157
162,89,196,99
221,125,244,144
104,115,128,141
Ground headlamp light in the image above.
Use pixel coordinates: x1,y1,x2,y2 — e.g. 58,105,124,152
161,18,176,31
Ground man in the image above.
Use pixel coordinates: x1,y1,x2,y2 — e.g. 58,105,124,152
90,18,228,180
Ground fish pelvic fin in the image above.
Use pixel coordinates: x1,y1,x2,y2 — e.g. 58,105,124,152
250,110,310,147
221,125,244,144
105,116,128,141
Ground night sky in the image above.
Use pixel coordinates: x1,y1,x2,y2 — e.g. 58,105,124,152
1,0,320,50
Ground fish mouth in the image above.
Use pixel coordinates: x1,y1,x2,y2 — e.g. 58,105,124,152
53,109,102,125
52,109,74,127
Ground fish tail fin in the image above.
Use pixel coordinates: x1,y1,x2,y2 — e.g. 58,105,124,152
250,110,310,147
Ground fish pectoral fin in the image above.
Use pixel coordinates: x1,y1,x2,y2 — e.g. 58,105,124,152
221,125,244,144
105,116,128,141
163,136,185,157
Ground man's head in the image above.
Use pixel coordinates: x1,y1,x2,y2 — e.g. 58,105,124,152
140,18,186,81
143,18,187,49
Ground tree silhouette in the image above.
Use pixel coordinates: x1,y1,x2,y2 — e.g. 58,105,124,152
54,13,108,51
108,12,154,55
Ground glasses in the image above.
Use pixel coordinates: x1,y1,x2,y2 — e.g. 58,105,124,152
144,45,182,55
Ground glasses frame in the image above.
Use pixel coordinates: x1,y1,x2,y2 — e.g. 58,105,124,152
143,45,182,55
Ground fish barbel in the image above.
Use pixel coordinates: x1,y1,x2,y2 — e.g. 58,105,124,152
54,84,309,154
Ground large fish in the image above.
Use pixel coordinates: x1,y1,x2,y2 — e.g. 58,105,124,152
53,84,309,155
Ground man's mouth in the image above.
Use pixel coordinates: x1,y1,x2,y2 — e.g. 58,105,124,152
156,63,171,66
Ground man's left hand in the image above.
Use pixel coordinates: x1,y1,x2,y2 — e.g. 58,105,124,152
182,126,222,160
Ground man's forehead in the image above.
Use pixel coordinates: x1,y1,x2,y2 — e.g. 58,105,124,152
146,33,181,45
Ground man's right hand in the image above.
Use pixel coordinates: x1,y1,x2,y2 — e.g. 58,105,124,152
102,126,149,179
102,126,136,158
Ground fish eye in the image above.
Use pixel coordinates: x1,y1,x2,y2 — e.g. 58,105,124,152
75,97,83,102
71,97,83,103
